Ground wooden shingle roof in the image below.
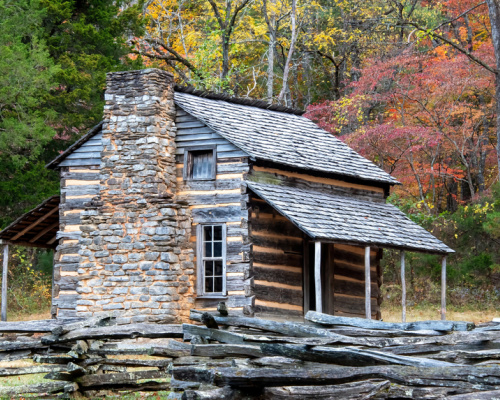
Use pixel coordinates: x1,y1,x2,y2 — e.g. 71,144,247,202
247,181,453,254
174,92,398,185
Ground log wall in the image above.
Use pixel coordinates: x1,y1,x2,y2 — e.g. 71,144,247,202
53,164,100,318
58,131,103,167
331,244,382,319
248,165,383,319
175,107,254,316
249,195,304,318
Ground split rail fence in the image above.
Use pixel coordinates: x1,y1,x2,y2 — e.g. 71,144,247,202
0,309,499,399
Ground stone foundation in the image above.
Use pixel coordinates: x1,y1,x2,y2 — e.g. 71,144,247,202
76,69,195,323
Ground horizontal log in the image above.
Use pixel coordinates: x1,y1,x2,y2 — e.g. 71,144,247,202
76,370,166,389
51,315,115,336
33,355,74,364
0,381,70,396
0,340,47,351
0,349,32,362
191,344,263,358
428,349,500,364
189,310,367,343
263,380,391,399
42,323,183,343
0,319,81,333
79,357,172,369
306,311,475,332
173,356,235,368
210,365,500,390
0,364,67,377
329,327,445,337
183,387,237,400
254,284,303,307
448,389,500,399
260,343,455,367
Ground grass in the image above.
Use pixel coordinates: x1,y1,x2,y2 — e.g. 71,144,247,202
7,310,51,321
381,304,499,324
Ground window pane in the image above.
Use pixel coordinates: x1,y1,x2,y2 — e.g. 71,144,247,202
205,242,212,257
214,277,223,292
205,277,213,293
213,241,222,257
214,226,222,240
205,260,214,276
204,226,212,241
214,260,223,275
191,150,213,179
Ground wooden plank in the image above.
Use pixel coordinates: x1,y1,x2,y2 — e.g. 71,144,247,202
75,370,167,390
305,311,475,332
190,311,359,340
401,251,406,323
254,284,302,307
59,158,101,167
41,323,183,343
1,244,8,321
0,318,80,333
191,344,263,358
442,256,447,321
30,221,59,243
365,246,371,319
0,365,66,377
314,241,321,313
251,166,385,194
11,207,59,240
0,382,69,396
263,380,391,400
260,343,455,367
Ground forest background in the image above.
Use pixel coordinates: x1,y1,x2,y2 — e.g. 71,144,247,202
0,0,499,320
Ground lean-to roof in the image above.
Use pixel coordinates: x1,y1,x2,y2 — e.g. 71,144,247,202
247,181,453,254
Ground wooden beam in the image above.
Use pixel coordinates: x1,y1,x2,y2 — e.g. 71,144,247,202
29,222,59,243
315,241,322,313
441,256,447,321
47,236,57,245
401,251,406,323
1,244,8,321
11,206,58,241
365,246,371,319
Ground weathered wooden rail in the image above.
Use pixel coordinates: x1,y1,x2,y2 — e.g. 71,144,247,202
0,310,499,398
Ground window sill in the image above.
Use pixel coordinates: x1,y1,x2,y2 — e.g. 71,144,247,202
196,295,228,300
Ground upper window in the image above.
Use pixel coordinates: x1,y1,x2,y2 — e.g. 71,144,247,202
197,224,226,296
184,146,216,181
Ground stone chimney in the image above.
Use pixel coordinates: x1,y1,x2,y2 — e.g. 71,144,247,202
76,69,195,323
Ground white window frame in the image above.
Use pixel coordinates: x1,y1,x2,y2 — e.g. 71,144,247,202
196,223,227,296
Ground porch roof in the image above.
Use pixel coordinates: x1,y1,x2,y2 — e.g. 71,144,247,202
246,181,454,255
0,196,60,249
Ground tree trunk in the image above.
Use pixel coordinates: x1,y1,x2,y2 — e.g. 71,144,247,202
486,0,500,178
263,0,276,102
277,0,297,105
222,33,230,82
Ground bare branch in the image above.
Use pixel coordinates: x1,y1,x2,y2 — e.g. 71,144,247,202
403,22,497,74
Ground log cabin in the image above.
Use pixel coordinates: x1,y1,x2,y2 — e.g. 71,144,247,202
0,69,453,323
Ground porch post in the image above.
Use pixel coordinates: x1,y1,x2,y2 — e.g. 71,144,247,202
365,246,371,319
315,241,322,313
1,243,8,321
401,251,406,323
441,255,447,321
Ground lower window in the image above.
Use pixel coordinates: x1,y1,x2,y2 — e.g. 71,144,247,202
197,224,226,295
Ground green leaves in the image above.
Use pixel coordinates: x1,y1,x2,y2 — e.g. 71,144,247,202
0,0,146,229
